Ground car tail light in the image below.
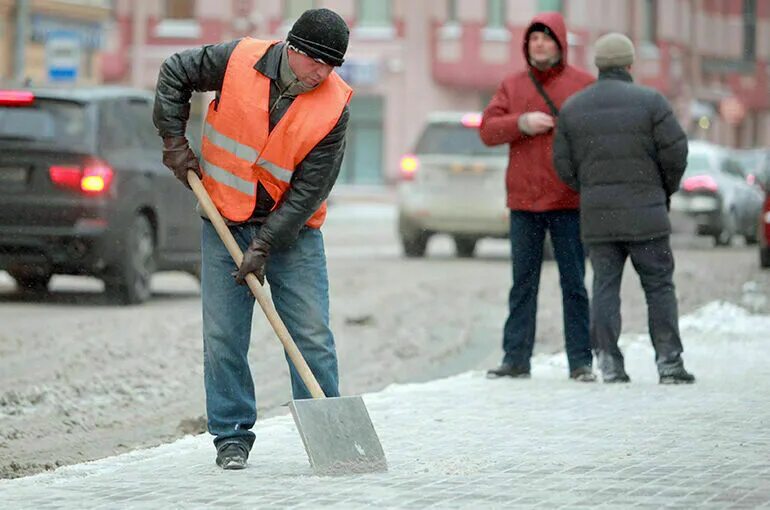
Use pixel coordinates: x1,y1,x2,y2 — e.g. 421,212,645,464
461,113,482,128
400,154,419,181
49,161,114,195
0,90,34,106
682,175,718,193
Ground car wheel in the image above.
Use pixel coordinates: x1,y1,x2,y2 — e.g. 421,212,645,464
454,236,477,258
714,210,736,246
761,248,770,269
105,214,155,305
9,267,52,293
401,230,429,258
188,262,202,281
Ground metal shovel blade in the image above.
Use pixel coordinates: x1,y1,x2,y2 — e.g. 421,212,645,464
289,396,387,476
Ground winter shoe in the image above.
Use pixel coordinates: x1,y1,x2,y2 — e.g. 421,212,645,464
486,363,531,379
602,372,631,383
216,441,249,470
659,367,695,385
569,366,597,382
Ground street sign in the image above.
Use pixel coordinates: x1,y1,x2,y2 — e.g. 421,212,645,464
46,30,80,83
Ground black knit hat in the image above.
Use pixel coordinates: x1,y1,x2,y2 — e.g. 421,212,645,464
286,8,349,67
527,22,561,50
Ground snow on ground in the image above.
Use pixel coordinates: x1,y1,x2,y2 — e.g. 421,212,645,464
3,299,767,486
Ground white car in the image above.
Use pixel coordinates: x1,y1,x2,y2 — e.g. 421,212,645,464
396,112,509,258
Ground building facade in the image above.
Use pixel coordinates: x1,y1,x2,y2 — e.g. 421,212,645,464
103,0,770,185
1,0,112,86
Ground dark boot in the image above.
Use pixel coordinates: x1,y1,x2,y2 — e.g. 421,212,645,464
603,372,631,383
659,366,695,385
216,440,249,470
486,363,530,379
569,366,597,382
597,350,629,383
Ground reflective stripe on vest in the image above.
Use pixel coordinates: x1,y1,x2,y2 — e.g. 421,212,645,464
203,122,258,161
204,121,293,185
200,157,255,196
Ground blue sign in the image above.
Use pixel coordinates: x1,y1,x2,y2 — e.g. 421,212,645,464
336,59,380,87
46,30,80,83
32,15,103,50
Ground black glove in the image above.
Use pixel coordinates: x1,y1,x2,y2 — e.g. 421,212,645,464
162,136,202,189
234,238,270,286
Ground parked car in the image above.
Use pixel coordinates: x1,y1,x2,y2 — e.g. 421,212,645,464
670,141,764,246
734,147,770,190
396,111,555,258
760,175,770,268
0,87,201,304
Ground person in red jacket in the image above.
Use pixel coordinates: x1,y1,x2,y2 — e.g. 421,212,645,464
480,12,596,381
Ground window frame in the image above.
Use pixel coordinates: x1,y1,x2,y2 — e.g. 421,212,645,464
357,0,392,28
486,0,506,29
163,0,196,20
743,0,757,61
284,0,315,22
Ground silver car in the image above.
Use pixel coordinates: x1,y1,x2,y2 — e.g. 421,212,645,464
396,112,509,258
670,141,764,245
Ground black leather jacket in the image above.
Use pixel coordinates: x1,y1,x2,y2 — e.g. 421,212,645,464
153,40,349,251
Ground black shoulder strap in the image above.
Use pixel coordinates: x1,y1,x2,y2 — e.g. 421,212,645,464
528,69,559,117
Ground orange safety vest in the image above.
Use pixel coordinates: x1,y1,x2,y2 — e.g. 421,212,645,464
200,38,352,227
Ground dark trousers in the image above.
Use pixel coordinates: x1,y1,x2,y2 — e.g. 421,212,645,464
588,236,684,376
502,210,591,372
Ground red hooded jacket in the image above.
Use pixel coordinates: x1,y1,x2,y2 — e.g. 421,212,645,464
480,12,594,212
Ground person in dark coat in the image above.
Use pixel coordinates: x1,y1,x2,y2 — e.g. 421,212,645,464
553,33,695,384
480,12,596,382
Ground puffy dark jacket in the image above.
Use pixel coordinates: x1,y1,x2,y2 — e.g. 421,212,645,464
553,67,688,243
479,12,594,212
153,40,349,251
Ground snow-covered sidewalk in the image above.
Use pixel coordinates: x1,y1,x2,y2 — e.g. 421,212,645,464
1,301,769,509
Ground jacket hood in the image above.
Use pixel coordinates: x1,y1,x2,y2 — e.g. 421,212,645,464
523,12,568,68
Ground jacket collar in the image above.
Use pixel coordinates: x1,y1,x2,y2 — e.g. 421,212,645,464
598,67,634,82
253,41,285,80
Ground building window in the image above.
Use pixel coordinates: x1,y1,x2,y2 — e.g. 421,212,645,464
486,0,506,28
743,0,756,61
537,0,563,12
447,0,458,23
164,0,195,20
643,0,657,43
358,0,391,27
285,0,314,21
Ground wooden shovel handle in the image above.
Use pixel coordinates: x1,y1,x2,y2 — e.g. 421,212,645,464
187,171,326,399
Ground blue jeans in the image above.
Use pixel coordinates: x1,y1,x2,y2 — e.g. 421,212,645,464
502,210,591,372
200,219,339,449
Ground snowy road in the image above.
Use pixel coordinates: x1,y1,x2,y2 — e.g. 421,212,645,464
1,201,768,478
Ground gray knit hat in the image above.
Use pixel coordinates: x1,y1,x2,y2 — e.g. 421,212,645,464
594,33,635,70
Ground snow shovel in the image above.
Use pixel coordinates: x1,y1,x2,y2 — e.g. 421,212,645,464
187,171,387,476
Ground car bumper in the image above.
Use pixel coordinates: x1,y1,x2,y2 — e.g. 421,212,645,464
398,190,509,237
670,194,723,235
0,218,118,274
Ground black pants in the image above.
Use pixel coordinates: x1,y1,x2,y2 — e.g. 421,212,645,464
588,236,684,376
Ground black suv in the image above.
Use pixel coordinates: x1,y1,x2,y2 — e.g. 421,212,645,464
0,87,201,304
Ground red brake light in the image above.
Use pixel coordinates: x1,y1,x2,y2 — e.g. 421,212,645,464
49,166,83,189
49,162,114,195
461,113,482,128
0,90,34,106
400,155,419,180
682,175,718,193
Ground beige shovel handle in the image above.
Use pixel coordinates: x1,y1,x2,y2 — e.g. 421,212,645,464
187,171,326,399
